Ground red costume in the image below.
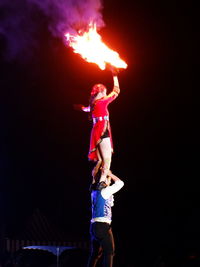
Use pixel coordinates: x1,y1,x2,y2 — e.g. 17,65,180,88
88,91,118,161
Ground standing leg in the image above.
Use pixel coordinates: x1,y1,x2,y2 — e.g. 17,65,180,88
98,137,112,182
87,238,102,267
102,227,115,267
87,223,103,267
92,148,102,183
88,223,114,267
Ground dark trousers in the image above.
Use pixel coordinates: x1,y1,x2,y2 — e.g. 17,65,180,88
87,222,115,267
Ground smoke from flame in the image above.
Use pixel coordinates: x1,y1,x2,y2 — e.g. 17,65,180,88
0,0,127,69
0,0,104,61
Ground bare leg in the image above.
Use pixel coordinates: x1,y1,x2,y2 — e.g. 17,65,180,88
98,137,112,182
92,148,102,183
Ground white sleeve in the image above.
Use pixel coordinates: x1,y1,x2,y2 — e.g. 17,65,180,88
101,180,124,199
82,106,90,112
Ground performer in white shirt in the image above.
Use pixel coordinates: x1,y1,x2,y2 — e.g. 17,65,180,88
87,169,124,267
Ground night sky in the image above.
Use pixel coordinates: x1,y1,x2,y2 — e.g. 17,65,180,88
0,0,198,266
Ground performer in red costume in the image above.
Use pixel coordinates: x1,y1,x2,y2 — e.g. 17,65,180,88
75,70,120,183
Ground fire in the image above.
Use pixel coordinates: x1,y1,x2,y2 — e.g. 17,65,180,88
65,24,127,70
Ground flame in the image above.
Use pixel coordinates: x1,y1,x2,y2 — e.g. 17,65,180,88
65,24,127,70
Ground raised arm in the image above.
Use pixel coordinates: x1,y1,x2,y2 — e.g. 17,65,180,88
108,170,123,184
101,171,124,199
106,64,120,96
105,71,120,101
112,74,120,95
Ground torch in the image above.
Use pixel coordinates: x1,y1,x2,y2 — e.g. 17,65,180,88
65,23,127,71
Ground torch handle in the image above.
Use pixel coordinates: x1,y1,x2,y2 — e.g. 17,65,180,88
106,63,119,76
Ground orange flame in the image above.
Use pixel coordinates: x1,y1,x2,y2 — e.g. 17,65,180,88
65,24,127,70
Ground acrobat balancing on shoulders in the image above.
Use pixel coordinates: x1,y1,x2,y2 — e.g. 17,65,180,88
75,67,120,183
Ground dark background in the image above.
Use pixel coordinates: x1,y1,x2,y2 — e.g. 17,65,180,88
0,0,198,266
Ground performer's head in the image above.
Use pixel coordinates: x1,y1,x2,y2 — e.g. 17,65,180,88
88,84,107,118
89,165,108,191
89,165,112,191
91,84,107,98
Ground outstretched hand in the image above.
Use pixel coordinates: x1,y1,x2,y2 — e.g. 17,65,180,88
73,104,84,111
111,66,119,76
106,63,119,76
